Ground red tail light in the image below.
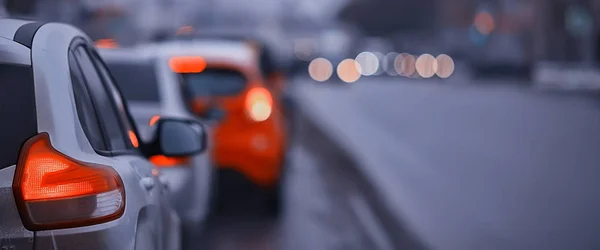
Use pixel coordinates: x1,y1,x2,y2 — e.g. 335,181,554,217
169,56,206,73
150,155,191,167
13,133,125,230
245,87,273,122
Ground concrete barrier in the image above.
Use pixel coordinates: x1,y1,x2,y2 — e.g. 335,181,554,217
281,83,428,250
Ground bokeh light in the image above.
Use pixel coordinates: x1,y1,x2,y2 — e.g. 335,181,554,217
294,39,316,61
416,54,437,78
372,52,385,75
474,11,495,35
435,54,455,78
308,58,333,82
355,51,380,76
384,52,399,76
395,53,416,77
337,59,361,83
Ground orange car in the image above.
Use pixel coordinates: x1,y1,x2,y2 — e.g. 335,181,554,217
162,40,288,206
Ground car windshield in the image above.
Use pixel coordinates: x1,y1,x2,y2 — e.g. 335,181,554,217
180,68,247,97
0,63,37,169
106,60,160,102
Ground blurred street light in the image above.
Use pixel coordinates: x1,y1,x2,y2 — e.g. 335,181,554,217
435,54,455,78
395,53,415,77
416,54,437,78
337,59,361,83
384,52,399,76
308,57,333,82
474,11,495,35
355,51,379,76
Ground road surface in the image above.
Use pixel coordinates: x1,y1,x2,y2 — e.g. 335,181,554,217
197,76,600,250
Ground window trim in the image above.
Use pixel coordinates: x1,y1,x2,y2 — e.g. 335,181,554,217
69,38,142,157
85,45,144,156
69,38,112,156
68,49,109,152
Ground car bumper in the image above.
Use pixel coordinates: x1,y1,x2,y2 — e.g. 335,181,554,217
33,215,137,250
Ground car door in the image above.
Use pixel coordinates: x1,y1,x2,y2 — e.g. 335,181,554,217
69,42,166,250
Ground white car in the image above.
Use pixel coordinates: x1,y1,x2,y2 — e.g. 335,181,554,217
0,19,209,250
99,47,214,245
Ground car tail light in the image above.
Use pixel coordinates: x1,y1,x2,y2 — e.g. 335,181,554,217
95,39,119,49
169,56,206,73
245,87,273,122
150,155,191,167
13,133,125,230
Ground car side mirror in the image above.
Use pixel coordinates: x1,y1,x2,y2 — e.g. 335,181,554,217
151,118,207,157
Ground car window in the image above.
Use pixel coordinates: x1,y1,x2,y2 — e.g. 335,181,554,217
69,51,107,150
180,68,247,97
74,46,128,151
105,60,161,103
0,63,37,169
89,50,139,149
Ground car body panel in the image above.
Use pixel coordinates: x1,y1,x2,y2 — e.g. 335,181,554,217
100,48,213,232
153,40,287,187
0,20,180,250
0,166,35,250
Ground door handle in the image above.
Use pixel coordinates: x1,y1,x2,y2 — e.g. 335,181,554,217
140,177,156,191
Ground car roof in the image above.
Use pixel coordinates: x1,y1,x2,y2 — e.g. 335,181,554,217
173,29,264,45
98,47,154,63
136,40,256,67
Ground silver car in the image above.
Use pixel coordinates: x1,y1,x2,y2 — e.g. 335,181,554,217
99,47,214,243
0,19,207,250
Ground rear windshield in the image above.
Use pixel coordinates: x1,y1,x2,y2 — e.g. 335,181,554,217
0,64,37,169
106,60,161,102
259,46,277,77
180,68,247,97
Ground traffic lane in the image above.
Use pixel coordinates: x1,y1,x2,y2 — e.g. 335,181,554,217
292,78,600,250
195,216,279,250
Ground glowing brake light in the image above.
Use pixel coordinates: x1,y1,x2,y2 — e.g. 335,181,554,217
95,39,119,49
149,115,160,126
169,56,207,73
150,155,191,167
13,133,125,230
245,87,273,122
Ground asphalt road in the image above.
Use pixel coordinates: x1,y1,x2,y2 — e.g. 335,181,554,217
288,76,600,250
196,76,600,250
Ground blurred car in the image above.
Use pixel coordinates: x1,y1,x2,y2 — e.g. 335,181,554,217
98,47,214,244
471,33,532,80
171,30,297,150
144,40,288,213
247,39,297,134
469,6,533,80
0,19,208,250
171,29,295,118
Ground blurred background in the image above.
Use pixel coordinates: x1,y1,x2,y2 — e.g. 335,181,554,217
4,0,600,249
4,0,600,85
